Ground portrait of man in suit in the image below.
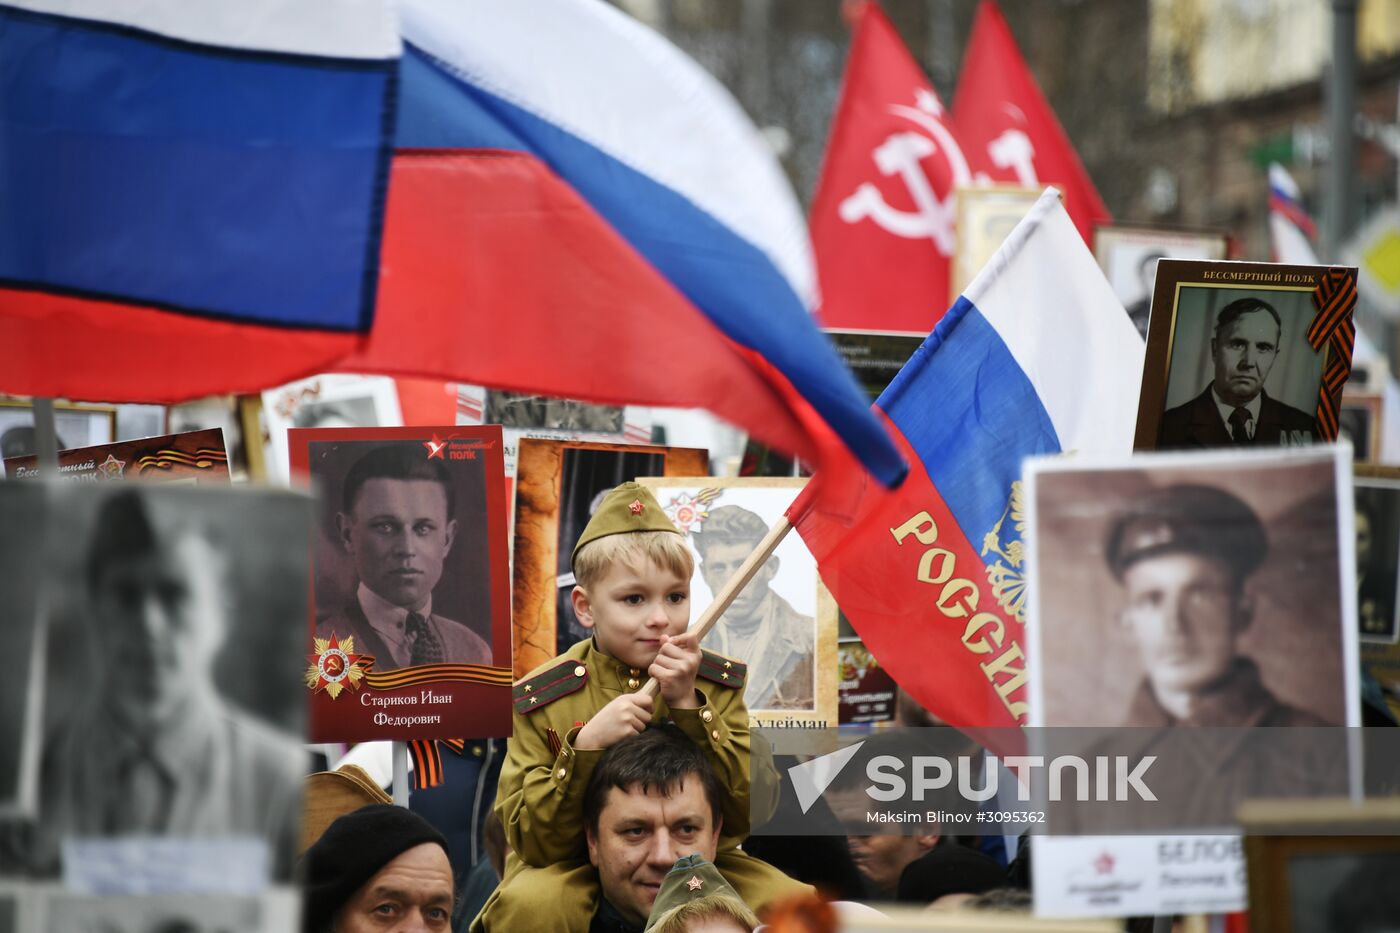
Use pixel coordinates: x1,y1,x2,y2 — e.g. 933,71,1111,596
1157,297,1317,449
317,445,491,669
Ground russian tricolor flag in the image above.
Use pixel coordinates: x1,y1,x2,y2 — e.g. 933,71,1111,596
790,190,1144,728
3,0,904,484
341,0,906,486
0,0,399,400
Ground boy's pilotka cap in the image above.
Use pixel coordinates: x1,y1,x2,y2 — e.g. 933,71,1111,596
644,854,744,931
571,482,680,570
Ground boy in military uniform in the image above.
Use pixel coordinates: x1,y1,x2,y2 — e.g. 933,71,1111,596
473,483,806,931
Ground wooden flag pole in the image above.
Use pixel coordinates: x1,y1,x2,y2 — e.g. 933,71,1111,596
638,515,793,699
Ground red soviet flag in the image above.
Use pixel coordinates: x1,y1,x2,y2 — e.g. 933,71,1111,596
810,1,976,334
952,0,1110,244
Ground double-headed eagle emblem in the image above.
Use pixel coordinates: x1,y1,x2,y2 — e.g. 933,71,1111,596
980,481,1027,625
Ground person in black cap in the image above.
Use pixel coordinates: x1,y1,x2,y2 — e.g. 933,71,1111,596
1106,484,1330,726
302,803,455,932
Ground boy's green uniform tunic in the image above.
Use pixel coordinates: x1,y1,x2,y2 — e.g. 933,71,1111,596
473,637,807,930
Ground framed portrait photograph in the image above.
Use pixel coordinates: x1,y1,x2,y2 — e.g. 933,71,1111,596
291,426,512,742
1355,462,1400,647
261,374,403,479
1240,798,1400,933
512,439,708,676
952,185,1045,302
1340,392,1383,464
1358,467,1400,724
1134,260,1358,451
825,330,927,400
1093,224,1229,339
4,429,230,485
1025,447,1358,912
1026,444,1359,731
637,477,839,729
1354,469,1400,645
456,385,653,445
0,401,116,460
0,483,312,881
837,640,898,725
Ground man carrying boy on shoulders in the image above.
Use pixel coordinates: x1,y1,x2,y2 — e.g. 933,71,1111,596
473,483,806,930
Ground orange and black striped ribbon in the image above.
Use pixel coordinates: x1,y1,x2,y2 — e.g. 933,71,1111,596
408,739,442,789
363,662,513,691
1306,268,1359,440
135,447,228,473
409,738,472,790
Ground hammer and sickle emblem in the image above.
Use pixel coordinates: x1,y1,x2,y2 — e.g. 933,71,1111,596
836,94,974,256
839,133,955,253
325,655,344,677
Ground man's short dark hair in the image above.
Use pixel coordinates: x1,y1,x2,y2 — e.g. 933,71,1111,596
692,505,767,557
583,726,722,834
1213,297,1282,341
85,489,225,590
341,444,455,517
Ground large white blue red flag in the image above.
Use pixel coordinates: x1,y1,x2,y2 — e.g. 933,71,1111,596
0,0,399,400
789,189,1143,728
342,0,906,486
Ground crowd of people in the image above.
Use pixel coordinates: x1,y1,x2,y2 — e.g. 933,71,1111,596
299,478,1352,933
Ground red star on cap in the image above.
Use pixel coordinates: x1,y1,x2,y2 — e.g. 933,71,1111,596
685,875,703,891
629,499,644,515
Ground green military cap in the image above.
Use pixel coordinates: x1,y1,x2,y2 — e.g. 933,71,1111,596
1105,484,1267,582
571,481,680,569
644,854,746,931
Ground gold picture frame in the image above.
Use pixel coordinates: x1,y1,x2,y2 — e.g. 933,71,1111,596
1134,260,1357,451
512,439,708,677
952,184,1048,303
1240,797,1400,933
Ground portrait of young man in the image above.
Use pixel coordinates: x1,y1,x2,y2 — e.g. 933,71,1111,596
315,443,492,670
1027,448,1357,835
1,484,310,878
1029,447,1355,731
693,505,815,711
1103,483,1335,727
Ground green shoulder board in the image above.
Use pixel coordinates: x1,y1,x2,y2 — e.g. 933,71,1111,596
697,649,745,689
513,659,589,714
